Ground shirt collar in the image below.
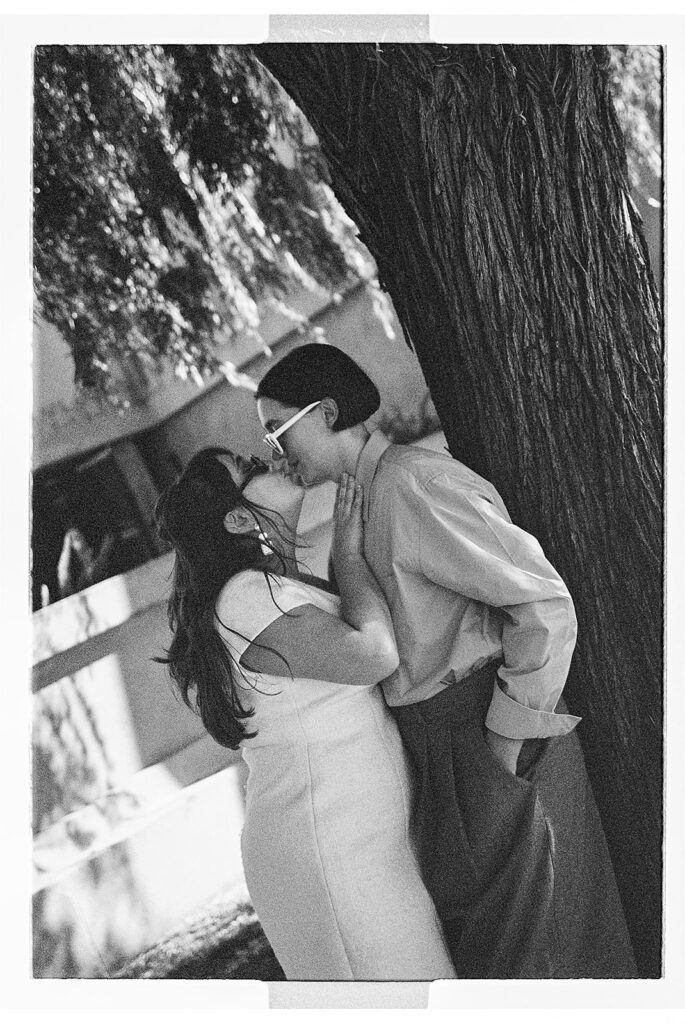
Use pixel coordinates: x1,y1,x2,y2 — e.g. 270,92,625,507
355,429,392,521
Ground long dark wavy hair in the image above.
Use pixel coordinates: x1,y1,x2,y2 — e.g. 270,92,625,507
154,446,292,749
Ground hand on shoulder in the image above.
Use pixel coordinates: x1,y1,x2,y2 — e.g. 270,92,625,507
331,473,364,570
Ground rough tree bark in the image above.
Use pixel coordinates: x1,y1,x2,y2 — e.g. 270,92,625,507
255,43,663,977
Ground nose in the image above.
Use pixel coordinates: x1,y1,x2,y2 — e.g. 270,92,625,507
269,449,288,468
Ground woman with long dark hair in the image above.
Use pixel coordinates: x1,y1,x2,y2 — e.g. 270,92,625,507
155,446,455,981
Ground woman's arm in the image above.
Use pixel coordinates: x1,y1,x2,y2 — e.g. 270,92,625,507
331,474,398,666
239,476,399,687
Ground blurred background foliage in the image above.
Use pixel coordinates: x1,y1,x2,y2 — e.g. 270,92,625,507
607,45,661,194
33,44,661,408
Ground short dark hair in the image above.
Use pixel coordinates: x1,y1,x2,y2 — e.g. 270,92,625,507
256,343,380,430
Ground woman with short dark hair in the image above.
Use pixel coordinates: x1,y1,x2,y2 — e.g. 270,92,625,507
255,341,637,980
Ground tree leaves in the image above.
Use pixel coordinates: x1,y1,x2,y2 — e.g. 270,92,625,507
33,45,372,405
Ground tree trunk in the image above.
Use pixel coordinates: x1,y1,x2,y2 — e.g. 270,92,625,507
255,42,663,977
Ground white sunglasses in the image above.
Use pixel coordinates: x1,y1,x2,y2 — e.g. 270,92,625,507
263,401,322,457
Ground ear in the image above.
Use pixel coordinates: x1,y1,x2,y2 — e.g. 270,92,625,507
222,506,257,536
320,397,340,429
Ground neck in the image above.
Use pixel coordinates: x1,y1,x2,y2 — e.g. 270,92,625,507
338,425,371,478
259,504,303,577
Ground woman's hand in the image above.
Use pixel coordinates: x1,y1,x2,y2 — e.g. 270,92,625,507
332,473,364,569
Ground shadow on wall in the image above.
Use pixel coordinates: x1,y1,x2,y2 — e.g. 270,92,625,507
32,675,148,977
33,845,145,979
32,560,248,977
33,675,140,837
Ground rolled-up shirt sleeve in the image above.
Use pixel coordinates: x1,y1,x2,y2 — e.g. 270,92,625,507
413,472,580,739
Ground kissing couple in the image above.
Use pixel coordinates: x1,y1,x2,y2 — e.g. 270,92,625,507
156,343,636,980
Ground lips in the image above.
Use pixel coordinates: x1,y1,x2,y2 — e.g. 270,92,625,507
248,455,270,474
279,461,307,488
239,456,271,489
244,454,307,490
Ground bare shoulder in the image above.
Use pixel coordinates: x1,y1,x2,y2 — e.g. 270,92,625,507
217,568,264,608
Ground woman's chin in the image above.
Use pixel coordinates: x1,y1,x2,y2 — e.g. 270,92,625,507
281,466,308,489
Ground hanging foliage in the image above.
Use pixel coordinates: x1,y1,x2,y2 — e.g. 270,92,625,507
33,44,385,406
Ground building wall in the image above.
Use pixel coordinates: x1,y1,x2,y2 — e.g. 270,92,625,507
142,282,434,478
32,278,429,472
32,280,435,609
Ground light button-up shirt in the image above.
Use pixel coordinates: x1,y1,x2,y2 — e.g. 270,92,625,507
355,430,580,740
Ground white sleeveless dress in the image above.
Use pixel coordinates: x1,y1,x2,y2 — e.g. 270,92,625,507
215,570,456,981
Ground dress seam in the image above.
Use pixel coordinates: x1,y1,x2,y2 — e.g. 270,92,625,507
366,692,415,860
287,580,355,979
299,733,356,978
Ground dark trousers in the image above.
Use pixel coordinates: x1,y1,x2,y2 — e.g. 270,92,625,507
390,661,637,979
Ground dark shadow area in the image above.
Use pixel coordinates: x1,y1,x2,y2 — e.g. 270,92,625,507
32,447,161,611
116,899,285,980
